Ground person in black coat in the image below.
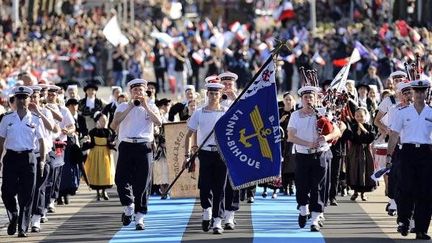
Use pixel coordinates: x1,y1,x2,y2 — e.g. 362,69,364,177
168,85,196,122
78,80,104,130
102,86,122,134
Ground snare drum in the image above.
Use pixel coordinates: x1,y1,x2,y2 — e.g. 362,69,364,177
373,143,388,170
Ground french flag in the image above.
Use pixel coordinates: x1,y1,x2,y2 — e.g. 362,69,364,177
229,21,247,41
276,0,295,22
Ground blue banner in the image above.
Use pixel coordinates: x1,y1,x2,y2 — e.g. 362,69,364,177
214,60,282,189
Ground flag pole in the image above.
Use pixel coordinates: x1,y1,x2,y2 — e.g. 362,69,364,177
162,40,288,197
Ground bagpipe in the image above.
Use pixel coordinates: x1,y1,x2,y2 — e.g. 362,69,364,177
299,67,351,143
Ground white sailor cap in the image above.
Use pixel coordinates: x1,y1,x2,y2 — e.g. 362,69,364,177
67,85,78,90
204,75,225,90
411,79,430,89
297,86,321,96
29,85,42,93
47,85,61,92
127,79,147,89
13,86,33,96
218,72,238,82
111,86,122,92
346,79,356,85
390,70,407,79
204,75,220,83
184,85,195,92
396,81,412,92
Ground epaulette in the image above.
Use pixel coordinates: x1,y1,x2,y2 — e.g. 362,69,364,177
398,105,409,110
32,112,41,118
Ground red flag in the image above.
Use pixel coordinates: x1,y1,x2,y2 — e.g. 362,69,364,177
279,0,295,21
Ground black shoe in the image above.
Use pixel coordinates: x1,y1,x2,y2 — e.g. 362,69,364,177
262,192,267,198
213,227,223,234
64,195,70,205
202,220,211,232
416,232,431,240
17,231,27,237
224,223,235,230
330,198,338,206
57,197,64,205
350,193,358,201
388,209,397,216
397,223,409,236
298,215,307,228
247,197,255,203
31,226,40,233
135,223,145,230
7,213,18,235
122,213,132,226
361,193,368,201
96,193,101,201
40,216,48,223
102,191,109,200
311,224,320,232
289,187,294,196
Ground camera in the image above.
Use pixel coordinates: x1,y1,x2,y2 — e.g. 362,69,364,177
133,99,141,106
221,94,228,100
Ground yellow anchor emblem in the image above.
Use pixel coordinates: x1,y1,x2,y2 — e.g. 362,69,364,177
239,105,273,160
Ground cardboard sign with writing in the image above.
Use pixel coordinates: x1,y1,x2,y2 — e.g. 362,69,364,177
163,122,199,198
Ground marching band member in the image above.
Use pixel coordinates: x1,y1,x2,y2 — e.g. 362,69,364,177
387,79,432,240
0,86,46,237
385,81,413,217
111,79,162,230
45,86,75,213
287,84,341,232
28,85,58,233
183,76,227,234
218,71,240,230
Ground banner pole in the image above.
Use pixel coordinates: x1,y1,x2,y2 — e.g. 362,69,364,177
163,41,288,196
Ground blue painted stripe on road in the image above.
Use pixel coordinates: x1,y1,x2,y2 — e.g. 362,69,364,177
251,194,325,243
110,197,196,243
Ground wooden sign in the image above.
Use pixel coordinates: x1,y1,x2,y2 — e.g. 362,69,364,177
163,122,199,198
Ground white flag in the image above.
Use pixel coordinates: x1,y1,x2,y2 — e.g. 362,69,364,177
103,16,129,46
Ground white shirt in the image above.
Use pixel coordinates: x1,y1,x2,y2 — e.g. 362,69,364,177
50,104,75,142
378,96,399,114
391,105,432,144
116,103,160,142
35,107,55,153
287,110,330,152
187,107,227,149
0,111,44,151
86,97,95,109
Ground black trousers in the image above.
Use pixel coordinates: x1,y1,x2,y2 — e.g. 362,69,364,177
1,150,36,233
32,156,50,216
295,152,329,213
397,144,432,233
388,146,401,200
329,155,342,200
45,165,63,204
115,142,153,214
225,180,240,211
198,150,227,218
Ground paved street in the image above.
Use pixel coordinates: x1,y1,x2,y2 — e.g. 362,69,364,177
0,181,430,243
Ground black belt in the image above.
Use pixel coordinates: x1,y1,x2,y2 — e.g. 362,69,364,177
401,143,431,149
7,149,32,154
